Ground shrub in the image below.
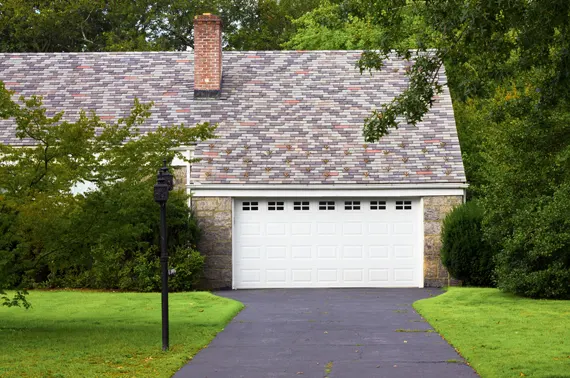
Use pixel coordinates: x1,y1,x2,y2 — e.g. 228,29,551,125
170,248,205,291
441,201,496,286
32,182,205,292
488,184,570,299
480,106,570,299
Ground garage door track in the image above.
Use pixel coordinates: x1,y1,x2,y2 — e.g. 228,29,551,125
174,289,477,378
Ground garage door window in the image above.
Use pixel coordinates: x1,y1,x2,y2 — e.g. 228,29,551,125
293,201,310,210
242,201,259,211
319,201,335,210
268,201,285,211
396,200,412,210
344,201,361,210
370,200,386,210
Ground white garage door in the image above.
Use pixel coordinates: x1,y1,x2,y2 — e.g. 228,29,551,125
233,198,423,288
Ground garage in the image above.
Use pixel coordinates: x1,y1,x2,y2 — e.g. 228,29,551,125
233,198,423,288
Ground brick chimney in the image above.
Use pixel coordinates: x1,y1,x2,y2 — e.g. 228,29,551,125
193,14,222,98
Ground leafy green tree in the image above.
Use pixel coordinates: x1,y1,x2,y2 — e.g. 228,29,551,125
354,0,570,140
479,84,570,298
348,1,570,298
228,0,322,50
0,0,322,52
284,0,426,50
0,82,216,306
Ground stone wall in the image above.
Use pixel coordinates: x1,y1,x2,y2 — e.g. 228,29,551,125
423,195,463,287
191,197,232,289
173,166,188,189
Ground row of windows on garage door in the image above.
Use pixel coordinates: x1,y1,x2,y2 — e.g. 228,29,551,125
241,200,413,211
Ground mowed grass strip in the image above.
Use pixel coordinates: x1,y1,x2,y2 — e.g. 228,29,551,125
414,287,570,378
0,291,243,377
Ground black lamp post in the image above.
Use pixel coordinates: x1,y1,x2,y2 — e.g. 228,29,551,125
154,159,174,351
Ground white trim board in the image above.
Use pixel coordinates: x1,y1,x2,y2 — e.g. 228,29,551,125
190,183,467,190
191,187,466,198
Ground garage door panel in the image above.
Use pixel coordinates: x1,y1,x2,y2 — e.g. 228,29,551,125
393,222,414,235
239,269,262,283
291,222,312,235
317,269,339,283
241,223,262,236
265,269,287,283
266,246,287,259
234,198,422,288
394,269,415,282
343,269,364,282
317,245,338,258
266,223,287,236
369,245,390,259
291,269,313,283
368,222,390,235
240,246,262,259
369,269,390,282
317,223,336,235
291,245,312,259
342,245,364,259
342,222,363,235
394,245,414,258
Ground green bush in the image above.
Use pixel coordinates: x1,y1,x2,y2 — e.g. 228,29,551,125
488,183,570,299
170,248,205,291
28,181,205,292
441,201,496,286
46,245,204,292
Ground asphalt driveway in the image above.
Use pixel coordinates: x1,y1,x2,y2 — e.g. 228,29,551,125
174,289,478,378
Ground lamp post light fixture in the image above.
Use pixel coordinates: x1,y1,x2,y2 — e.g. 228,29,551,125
154,159,174,352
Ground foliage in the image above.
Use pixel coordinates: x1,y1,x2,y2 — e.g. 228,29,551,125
340,0,570,298
354,0,570,139
0,81,216,305
284,0,427,51
0,291,244,377
0,0,322,52
441,201,495,287
37,187,204,292
481,86,570,299
452,99,488,199
228,0,322,50
170,248,206,291
414,288,570,378
284,1,385,50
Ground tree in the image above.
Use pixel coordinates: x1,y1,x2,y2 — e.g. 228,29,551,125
0,81,216,306
345,0,570,298
0,0,323,52
284,0,425,50
228,0,323,50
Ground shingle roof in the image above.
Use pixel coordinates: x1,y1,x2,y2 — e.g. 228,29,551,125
0,51,465,185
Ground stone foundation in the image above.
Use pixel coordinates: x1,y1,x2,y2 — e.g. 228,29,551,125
191,197,232,289
423,196,463,287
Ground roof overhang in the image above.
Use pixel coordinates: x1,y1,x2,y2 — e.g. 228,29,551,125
189,182,468,198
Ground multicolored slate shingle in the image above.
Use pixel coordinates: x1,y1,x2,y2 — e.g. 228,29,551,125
0,51,465,185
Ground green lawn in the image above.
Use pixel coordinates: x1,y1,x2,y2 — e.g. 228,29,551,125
0,290,243,378
414,287,570,378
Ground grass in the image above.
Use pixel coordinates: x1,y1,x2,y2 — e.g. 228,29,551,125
0,290,243,378
414,287,570,378
324,361,333,377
